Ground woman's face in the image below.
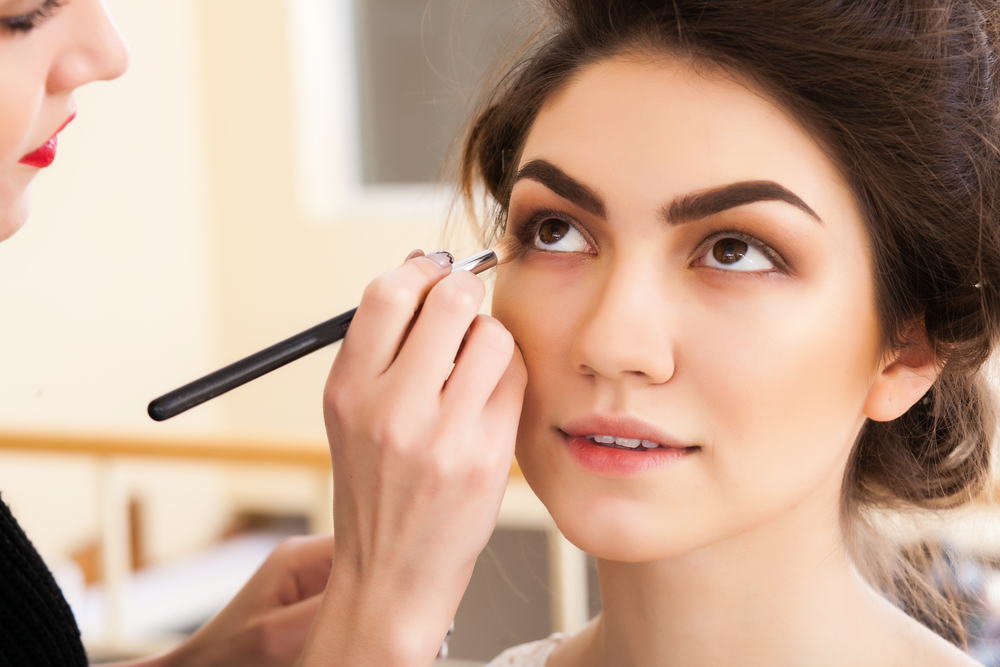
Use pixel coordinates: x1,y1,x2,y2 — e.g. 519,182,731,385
492,56,882,562
0,0,127,241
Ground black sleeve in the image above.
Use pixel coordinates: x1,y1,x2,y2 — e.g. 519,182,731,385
0,494,88,667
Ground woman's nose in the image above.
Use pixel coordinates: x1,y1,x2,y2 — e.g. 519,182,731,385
569,263,677,386
47,0,129,94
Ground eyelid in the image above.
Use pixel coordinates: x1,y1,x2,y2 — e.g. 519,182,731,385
695,229,788,273
514,207,596,253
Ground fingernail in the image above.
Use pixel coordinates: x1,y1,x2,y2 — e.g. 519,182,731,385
426,250,454,270
405,249,424,261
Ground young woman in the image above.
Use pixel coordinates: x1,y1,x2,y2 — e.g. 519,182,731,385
305,0,1000,665
0,2,335,665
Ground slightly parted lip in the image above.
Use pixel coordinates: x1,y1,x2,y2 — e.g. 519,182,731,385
19,112,76,162
53,112,76,135
560,413,695,450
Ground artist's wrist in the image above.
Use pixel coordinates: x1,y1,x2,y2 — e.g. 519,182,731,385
300,561,452,667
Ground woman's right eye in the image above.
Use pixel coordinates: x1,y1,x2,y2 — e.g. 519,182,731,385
1,0,61,34
532,217,591,253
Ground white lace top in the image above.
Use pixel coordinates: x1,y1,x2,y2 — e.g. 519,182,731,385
483,634,568,667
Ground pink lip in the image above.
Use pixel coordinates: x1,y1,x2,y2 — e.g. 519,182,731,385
560,413,697,478
19,112,76,169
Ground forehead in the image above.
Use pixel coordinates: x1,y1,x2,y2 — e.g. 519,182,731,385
519,56,858,226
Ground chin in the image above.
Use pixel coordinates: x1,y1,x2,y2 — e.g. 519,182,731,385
562,513,701,563
527,476,713,563
0,188,31,242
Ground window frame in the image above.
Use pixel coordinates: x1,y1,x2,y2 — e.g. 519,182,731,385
286,0,458,224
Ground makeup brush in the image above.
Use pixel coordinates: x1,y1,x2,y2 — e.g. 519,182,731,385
148,241,517,421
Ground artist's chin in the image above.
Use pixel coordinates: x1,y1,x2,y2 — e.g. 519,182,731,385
0,187,32,243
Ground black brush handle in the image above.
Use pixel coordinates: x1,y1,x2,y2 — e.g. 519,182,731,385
148,307,356,421
148,248,500,422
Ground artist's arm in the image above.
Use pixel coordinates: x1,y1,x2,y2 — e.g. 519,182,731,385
298,251,526,666
105,533,335,667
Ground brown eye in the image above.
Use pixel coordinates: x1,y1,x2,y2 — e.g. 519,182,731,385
529,215,590,253
538,218,570,245
713,238,748,264
702,236,774,272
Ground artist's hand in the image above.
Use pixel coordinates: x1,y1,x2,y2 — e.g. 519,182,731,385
300,250,526,666
119,534,334,667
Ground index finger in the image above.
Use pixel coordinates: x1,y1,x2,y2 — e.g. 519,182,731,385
332,252,454,380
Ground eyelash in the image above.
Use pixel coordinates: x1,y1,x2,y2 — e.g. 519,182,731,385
512,208,786,271
2,0,63,34
696,229,786,272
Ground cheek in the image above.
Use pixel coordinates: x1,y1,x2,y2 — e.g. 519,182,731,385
0,46,44,239
492,262,579,456
492,260,584,371
688,278,880,510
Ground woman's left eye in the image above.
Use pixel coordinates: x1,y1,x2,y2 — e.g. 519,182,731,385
532,217,590,253
698,237,775,272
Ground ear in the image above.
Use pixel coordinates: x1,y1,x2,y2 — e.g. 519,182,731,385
863,325,942,422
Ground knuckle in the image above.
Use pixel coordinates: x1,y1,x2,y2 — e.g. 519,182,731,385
271,535,307,562
371,414,412,454
473,465,501,491
323,383,355,424
363,276,416,310
452,269,487,297
476,316,514,354
432,279,482,314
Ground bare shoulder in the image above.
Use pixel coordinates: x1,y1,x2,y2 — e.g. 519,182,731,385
899,628,980,666
882,604,980,667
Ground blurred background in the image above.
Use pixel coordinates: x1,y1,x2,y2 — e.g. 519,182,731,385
2,0,1000,665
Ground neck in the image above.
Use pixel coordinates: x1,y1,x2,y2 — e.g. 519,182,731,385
584,490,892,667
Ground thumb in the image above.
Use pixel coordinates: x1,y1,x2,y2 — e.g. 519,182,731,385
256,593,325,663
286,534,336,600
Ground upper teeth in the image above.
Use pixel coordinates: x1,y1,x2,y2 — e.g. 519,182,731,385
586,435,658,449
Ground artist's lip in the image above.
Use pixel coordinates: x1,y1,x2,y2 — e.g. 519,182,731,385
19,112,76,169
561,413,692,450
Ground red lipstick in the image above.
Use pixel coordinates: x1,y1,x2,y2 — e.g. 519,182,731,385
19,113,76,169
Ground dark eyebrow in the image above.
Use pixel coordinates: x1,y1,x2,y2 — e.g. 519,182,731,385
664,181,822,225
512,159,606,218
512,159,821,225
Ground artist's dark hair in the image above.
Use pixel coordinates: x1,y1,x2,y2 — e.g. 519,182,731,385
459,0,1000,647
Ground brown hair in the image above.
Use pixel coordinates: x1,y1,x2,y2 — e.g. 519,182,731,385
459,0,1000,647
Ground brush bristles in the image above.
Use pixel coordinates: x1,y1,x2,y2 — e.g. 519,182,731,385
491,236,520,266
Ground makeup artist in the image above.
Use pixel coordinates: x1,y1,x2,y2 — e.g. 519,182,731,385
0,1,335,665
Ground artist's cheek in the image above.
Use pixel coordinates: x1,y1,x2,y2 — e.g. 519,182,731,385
0,57,42,240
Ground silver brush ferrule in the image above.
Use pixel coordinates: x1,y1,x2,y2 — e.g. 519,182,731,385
452,248,498,275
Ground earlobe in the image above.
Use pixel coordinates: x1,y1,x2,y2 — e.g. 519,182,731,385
863,327,942,422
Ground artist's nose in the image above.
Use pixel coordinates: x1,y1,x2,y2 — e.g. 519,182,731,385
569,260,676,386
47,0,129,94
